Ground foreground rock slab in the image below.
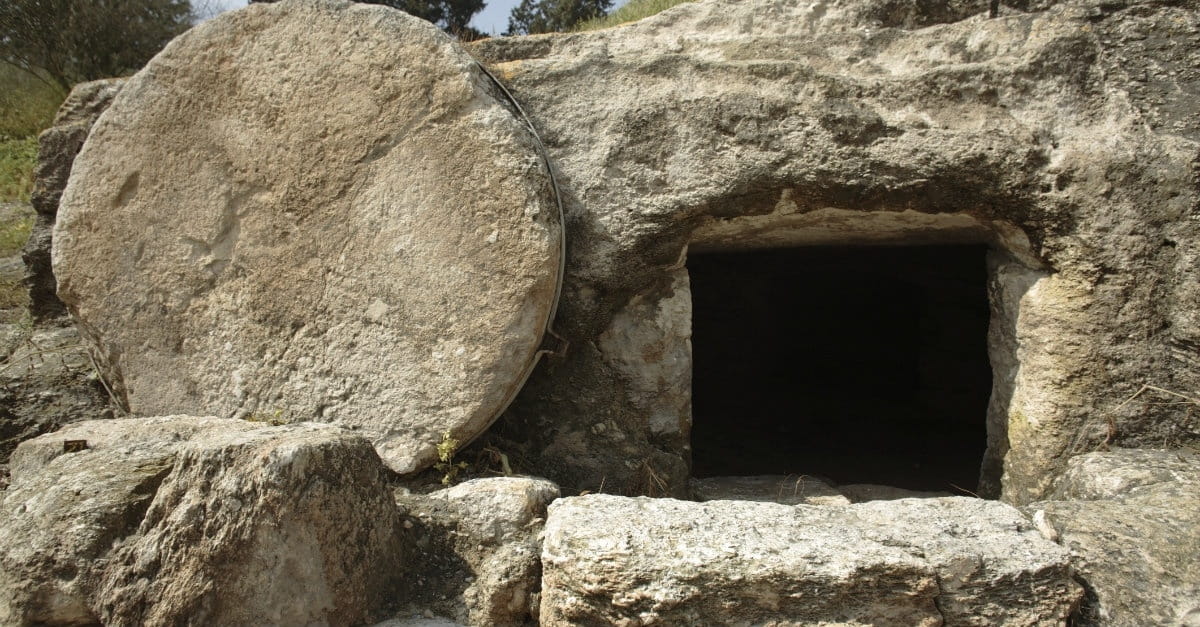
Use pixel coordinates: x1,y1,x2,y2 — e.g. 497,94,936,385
52,0,562,474
1026,449,1200,625
541,495,1079,626
0,416,404,626
395,477,559,626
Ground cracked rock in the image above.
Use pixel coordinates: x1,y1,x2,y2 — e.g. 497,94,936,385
0,416,405,626
541,495,1080,625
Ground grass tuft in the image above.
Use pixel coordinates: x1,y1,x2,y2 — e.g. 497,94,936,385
0,208,33,256
575,0,697,31
0,137,39,204
0,66,65,204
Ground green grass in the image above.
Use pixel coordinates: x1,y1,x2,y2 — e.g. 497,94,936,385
0,207,33,256
0,67,58,320
0,66,65,203
575,0,697,31
0,137,39,203
0,67,63,140
0,204,33,313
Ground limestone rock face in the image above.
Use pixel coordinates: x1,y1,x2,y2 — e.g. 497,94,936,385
1047,447,1200,500
395,477,558,626
467,0,1200,501
1026,449,1200,625
0,416,405,626
22,79,123,322
52,0,562,474
541,495,1080,625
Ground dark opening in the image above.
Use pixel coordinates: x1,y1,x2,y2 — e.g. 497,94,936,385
688,245,992,493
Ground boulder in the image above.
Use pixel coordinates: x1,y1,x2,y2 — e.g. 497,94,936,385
1025,449,1200,625
541,495,1080,625
22,79,123,322
395,477,558,626
0,416,405,626
51,0,562,475
690,474,850,505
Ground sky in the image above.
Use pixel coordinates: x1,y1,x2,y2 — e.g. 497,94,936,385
210,0,528,38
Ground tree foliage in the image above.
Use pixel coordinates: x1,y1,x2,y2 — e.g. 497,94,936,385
506,0,613,35
0,0,193,91
251,0,486,39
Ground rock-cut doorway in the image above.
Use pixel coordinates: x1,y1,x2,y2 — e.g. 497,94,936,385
687,244,993,493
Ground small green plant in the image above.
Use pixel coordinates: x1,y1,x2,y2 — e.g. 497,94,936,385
434,430,469,485
245,408,286,426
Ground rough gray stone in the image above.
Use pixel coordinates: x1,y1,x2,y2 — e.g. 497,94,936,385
541,495,1080,625
1026,450,1200,625
1048,447,1200,501
1,325,113,483
691,474,850,505
466,0,1200,501
22,79,123,322
0,416,405,626
51,0,562,475
395,477,558,626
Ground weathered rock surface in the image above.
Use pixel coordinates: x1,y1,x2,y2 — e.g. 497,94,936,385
691,474,850,505
52,0,562,474
374,618,466,627
1025,449,1200,625
22,79,123,323
0,416,405,626
1047,446,1200,500
839,483,956,502
466,0,1200,501
541,495,1079,625
395,477,558,626
1,325,113,485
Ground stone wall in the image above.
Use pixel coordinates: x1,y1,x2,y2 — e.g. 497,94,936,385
468,0,1200,503
24,0,1200,505
5,0,1199,623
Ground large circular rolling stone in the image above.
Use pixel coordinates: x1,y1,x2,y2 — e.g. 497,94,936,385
52,0,562,474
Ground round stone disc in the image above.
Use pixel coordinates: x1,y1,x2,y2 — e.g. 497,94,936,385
52,0,562,474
